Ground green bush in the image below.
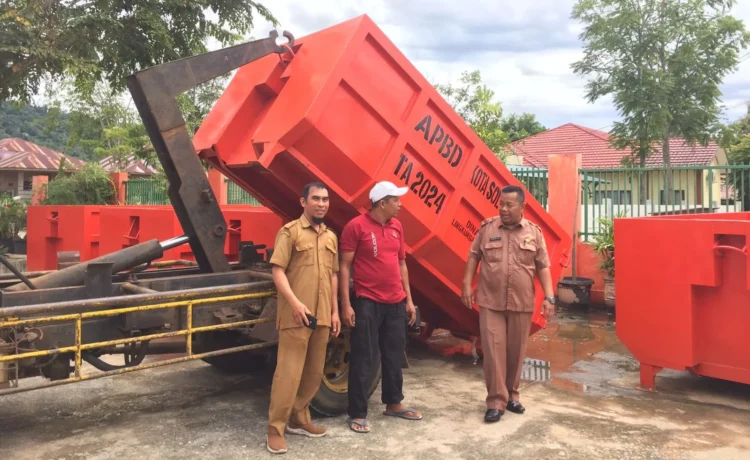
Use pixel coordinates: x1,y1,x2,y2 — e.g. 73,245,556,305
0,199,27,239
44,163,116,205
589,210,628,279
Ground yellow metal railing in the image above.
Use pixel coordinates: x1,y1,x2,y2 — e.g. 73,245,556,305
0,290,277,395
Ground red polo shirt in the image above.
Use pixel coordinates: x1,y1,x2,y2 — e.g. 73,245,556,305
340,213,407,304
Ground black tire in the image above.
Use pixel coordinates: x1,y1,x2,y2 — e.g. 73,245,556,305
310,329,381,416
194,330,270,374
311,363,381,416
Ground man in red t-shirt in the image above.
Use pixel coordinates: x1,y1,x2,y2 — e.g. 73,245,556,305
339,181,422,433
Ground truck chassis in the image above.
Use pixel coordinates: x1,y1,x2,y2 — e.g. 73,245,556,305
0,31,382,415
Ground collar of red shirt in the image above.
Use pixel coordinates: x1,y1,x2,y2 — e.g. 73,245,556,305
365,211,395,227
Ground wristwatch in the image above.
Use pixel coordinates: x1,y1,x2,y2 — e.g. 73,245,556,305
545,296,556,305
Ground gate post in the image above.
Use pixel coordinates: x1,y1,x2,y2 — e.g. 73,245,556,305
548,154,582,241
208,169,228,205
110,172,128,205
31,175,48,205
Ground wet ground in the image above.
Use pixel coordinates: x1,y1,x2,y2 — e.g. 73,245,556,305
1,307,749,459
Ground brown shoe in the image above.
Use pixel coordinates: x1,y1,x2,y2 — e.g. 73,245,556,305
266,434,287,454
285,422,328,438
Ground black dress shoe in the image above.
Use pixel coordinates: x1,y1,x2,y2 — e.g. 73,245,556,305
507,401,525,414
484,409,503,422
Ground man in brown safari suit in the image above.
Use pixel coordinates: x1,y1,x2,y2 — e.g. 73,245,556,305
461,185,556,423
265,181,341,454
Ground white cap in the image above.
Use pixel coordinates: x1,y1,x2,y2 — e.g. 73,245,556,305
369,181,408,203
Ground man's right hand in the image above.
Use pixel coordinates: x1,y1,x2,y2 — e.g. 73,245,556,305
341,303,355,328
293,301,313,327
461,284,475,309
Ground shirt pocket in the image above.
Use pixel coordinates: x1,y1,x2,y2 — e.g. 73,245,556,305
483,241,504,263
519,239,537,265
294,242,315,266
324,238,338,268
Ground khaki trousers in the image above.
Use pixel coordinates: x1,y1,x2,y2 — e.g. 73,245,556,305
479,308,533,410
267,325,330,436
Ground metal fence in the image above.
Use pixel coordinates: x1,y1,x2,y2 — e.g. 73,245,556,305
125,179,169,205
124,179,261,206
510,167,549,208
226,180,261,206
579,165,750,240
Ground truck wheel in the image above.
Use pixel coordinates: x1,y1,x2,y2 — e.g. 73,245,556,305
195,330,270,374
310,329,381,416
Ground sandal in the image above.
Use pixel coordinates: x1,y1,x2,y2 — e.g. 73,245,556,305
346,417,370,433
383,407,422,420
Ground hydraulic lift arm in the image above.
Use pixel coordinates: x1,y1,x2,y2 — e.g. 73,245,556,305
125,31,295,273
3,31,295,292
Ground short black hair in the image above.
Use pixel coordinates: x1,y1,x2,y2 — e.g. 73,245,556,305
370,195,398,209
501,185,525,204
302,181,328,200
371,195,389,209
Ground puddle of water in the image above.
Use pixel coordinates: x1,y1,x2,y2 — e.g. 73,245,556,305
420,306,622,393
521,306,621,392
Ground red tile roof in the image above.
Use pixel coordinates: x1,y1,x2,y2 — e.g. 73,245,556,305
510,123,720,168
99,155,159,176
0,138,85,171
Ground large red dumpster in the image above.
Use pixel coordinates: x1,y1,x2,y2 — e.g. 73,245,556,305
26,205,102,271
193,14,571,337
99,206,190,261
27,205,283,270
222,206,285,262
99,205,283,263
616,212,750,390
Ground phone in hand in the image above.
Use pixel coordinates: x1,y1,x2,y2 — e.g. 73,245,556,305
305,313,318,330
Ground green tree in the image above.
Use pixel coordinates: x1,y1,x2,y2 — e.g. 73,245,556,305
501,113,546,142
40,80,151,166
0,199,27,240
43,163,116,205
37,71,227,171
0,0,275,102
436,70,510,161
0,102,81,154
721,105,750,150
178,75,232,136
720,106,750,210
572,0,749,204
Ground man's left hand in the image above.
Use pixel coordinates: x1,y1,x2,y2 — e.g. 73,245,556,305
331,313,341,338
542,299,555,318
405,300,417,326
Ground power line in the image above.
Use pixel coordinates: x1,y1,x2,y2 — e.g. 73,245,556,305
724,100,748,111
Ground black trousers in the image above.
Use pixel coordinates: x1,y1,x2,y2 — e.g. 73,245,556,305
347,296,406,419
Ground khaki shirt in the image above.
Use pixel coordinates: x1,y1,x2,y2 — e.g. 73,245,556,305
468,216,550,312
269,214,339,330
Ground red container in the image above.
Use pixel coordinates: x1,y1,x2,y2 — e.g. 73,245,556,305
99,206,190,261
99,205,282,263
28,205,283,270
26,205,103,271
193,15,571,337
222,205,284,262
616,213,750,390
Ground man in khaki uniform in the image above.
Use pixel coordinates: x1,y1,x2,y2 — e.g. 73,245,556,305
461,185,556,423
266,181,341,454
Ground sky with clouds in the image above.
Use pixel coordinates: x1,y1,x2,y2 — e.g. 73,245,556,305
246,0,750,132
